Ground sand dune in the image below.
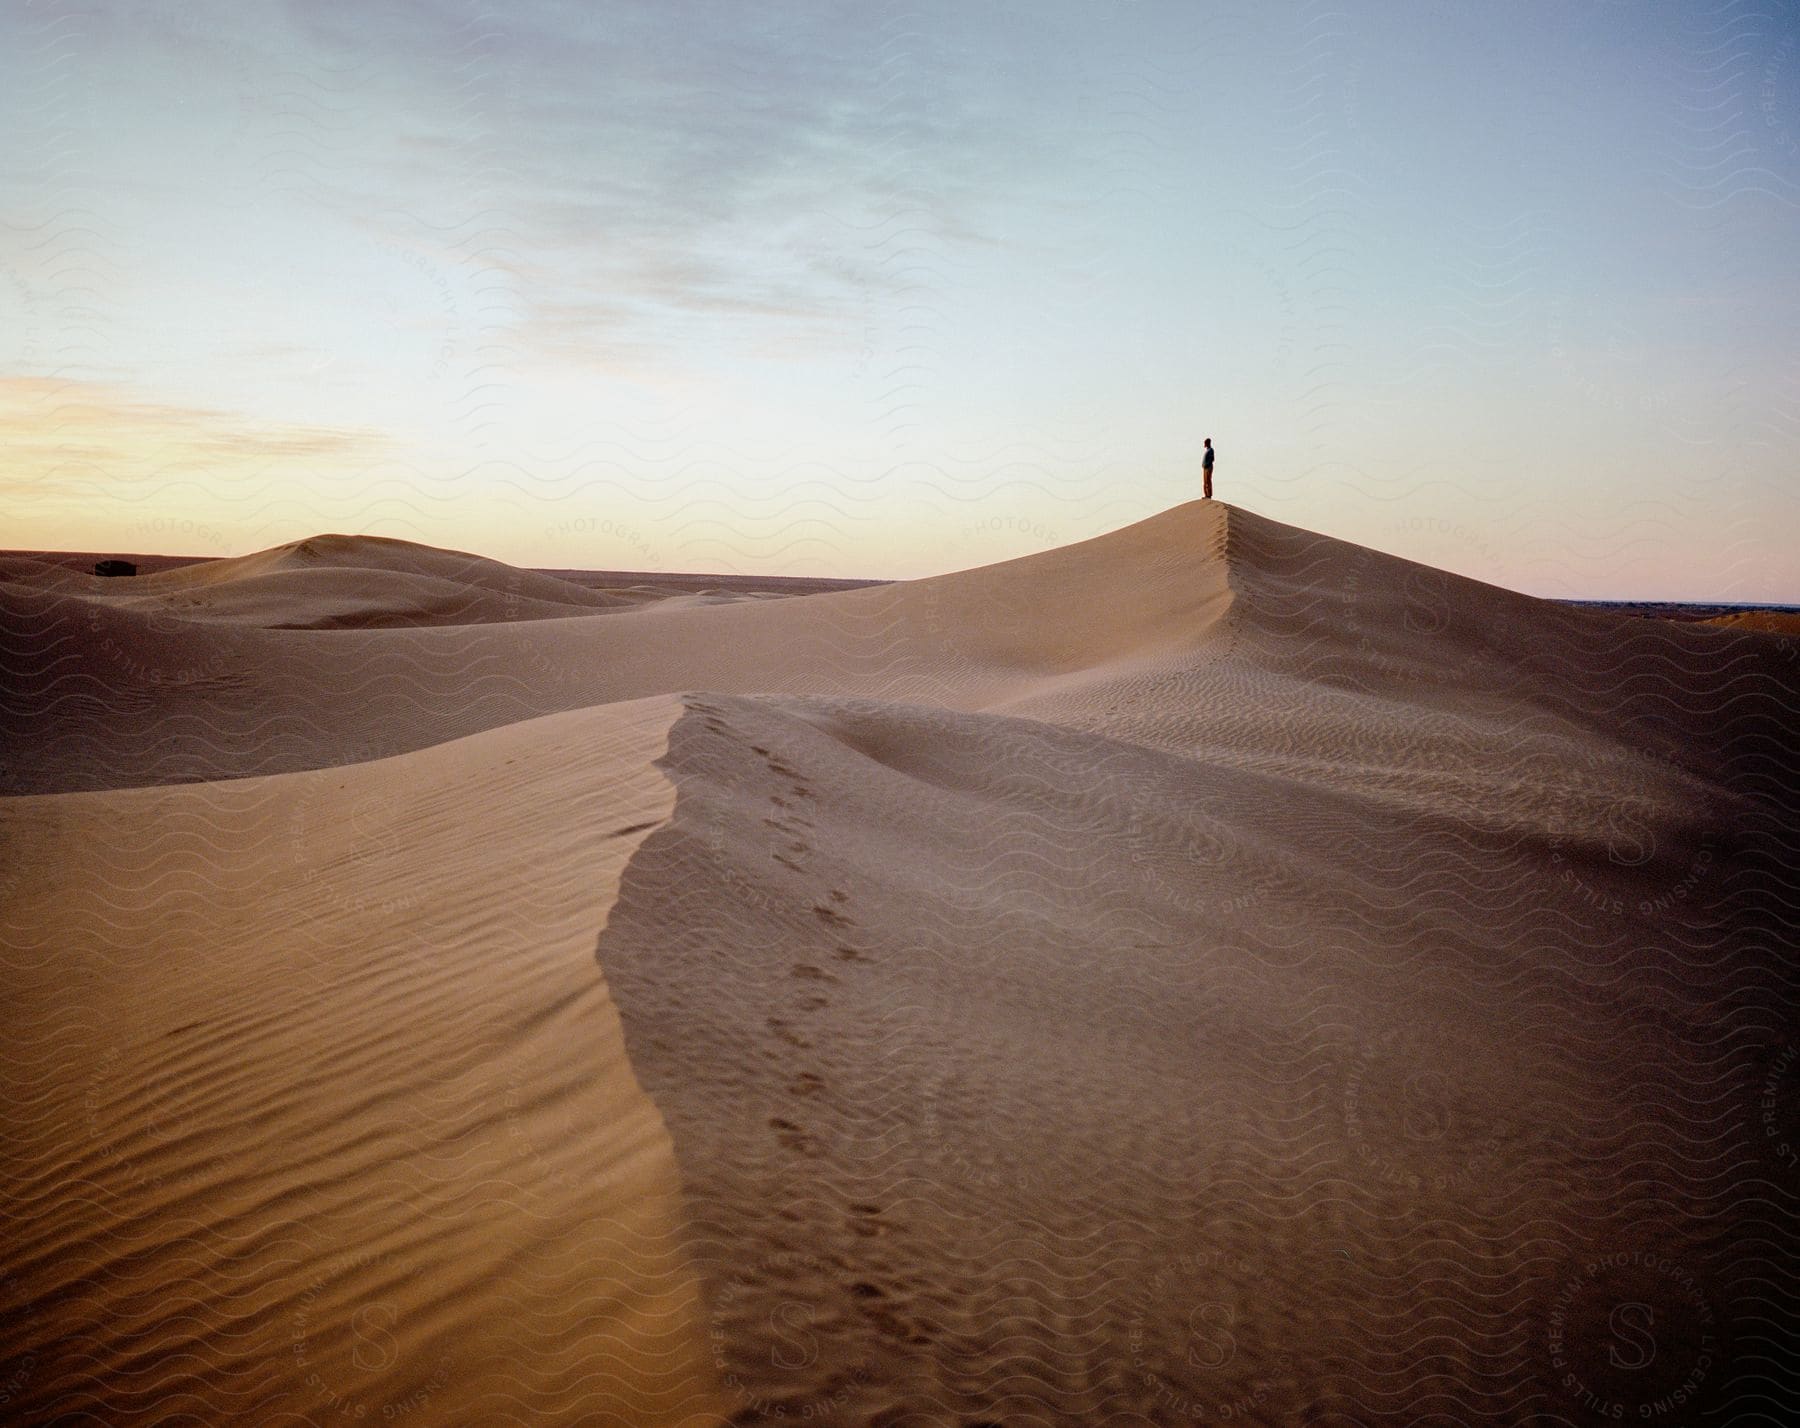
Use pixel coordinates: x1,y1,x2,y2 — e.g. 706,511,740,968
0,502,1231,794
2,503,1795,1424
1705,608,1800,636
2,697,723,1424
4,533,635,630
101,565,630,630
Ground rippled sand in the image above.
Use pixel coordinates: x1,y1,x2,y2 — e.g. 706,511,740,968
3,502,1795,1423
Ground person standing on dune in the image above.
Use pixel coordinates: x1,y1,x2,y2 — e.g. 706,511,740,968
1202,437,1216,499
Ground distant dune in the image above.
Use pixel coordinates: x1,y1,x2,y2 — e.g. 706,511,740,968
1703,607,1800,635
3,503,1796,1424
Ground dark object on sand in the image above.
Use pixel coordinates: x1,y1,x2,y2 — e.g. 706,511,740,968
93,559,137,577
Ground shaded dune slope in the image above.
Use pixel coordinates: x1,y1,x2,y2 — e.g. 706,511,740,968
586,584,1795,1421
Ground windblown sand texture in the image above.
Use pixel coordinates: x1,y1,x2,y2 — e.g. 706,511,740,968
3,502,1796,1424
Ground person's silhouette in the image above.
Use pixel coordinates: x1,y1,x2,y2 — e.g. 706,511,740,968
1202,437,1215,500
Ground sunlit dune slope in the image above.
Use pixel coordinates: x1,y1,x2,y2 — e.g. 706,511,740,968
0,696,724,1425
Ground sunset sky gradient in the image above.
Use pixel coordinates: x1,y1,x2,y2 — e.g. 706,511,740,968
4,0,1798,596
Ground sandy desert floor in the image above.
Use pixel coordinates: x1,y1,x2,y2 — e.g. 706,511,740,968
3,501,1797,1424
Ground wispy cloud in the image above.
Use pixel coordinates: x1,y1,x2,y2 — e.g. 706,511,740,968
272,0,1043,369
0,375,386,493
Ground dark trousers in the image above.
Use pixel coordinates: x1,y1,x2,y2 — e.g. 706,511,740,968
1203,465,1213,500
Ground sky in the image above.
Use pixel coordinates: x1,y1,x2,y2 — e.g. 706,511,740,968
3,0,1798,598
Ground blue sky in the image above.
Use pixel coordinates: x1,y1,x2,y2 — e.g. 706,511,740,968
3,0,1797,596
